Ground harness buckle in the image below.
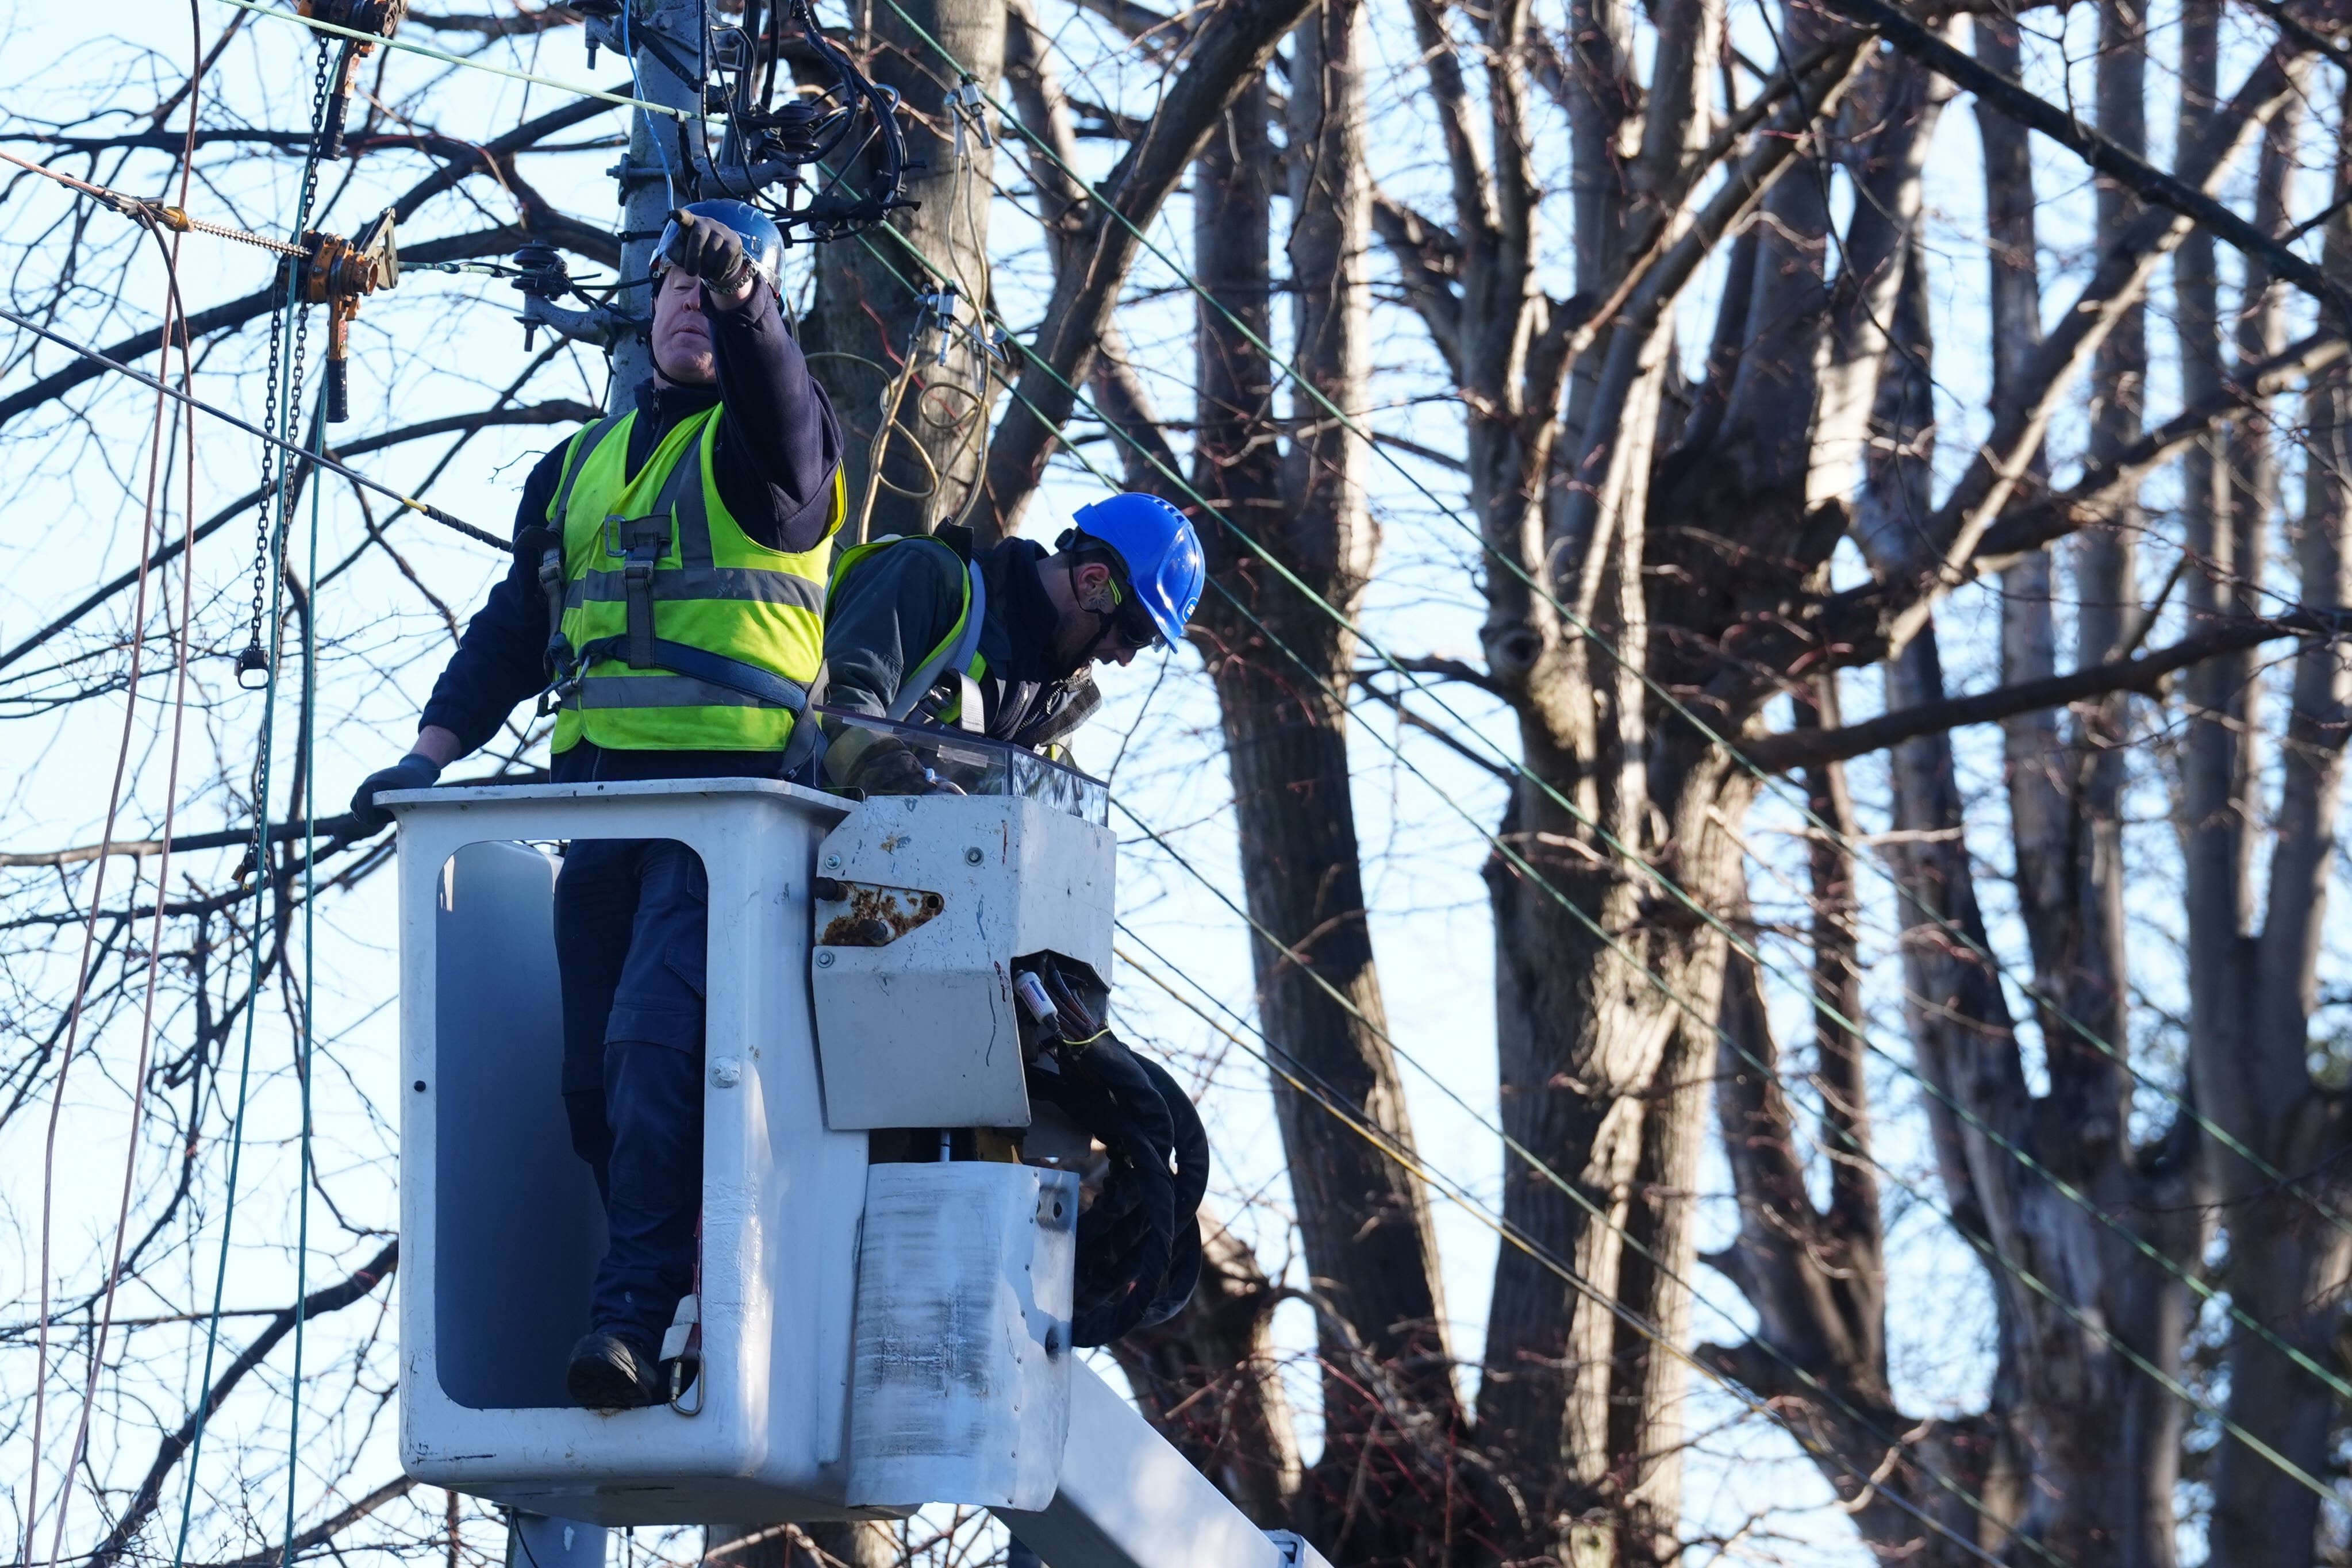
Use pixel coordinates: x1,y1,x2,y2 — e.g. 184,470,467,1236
607,513,671,670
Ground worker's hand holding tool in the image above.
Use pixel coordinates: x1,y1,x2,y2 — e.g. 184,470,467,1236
351,752,444,831
663,209,755,298
846,740,966,798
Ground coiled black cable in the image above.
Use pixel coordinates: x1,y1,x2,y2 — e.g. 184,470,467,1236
1023,964,1206,1345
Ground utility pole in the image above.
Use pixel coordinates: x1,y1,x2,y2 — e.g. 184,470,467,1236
514,0,909,396
604,0,704,395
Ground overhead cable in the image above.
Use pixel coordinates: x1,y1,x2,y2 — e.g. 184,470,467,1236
884,0,2352,1245
0,306,504,548
833,218,2352,1428
1110,932,2039,1568
212,0,691,117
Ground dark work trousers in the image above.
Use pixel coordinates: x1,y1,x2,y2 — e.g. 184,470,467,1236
554,838,708,1358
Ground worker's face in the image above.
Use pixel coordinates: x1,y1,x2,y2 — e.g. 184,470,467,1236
650,268,717,387
1054,560,1152,670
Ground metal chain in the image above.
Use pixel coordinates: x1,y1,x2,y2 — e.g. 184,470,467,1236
236,39,337,690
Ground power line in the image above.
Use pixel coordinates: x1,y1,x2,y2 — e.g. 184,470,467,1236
25,2,2330,1542
212,0,690,118
885,0,2352,1250
841,179,2345,1497
1109,798,2345,1509
836,207,2352,1421
0,306,504,549
1110,928,2046,1568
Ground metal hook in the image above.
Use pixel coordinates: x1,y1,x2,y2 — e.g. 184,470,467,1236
668,1355,704,1416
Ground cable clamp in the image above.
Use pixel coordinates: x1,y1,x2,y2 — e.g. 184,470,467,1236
950,78,992,148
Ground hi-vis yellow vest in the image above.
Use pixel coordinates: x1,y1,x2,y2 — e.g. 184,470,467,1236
542,406,845,753
825,532,987,727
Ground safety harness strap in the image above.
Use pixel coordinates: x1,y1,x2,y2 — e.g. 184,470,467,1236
570,636,810,711
608,454,709,669
534,413,628,705
888,552,987,724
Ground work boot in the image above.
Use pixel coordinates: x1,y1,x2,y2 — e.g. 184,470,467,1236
566,1331,664,1409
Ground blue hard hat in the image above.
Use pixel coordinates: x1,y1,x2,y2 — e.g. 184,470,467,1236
655,199,786,292
1068,493,1205,648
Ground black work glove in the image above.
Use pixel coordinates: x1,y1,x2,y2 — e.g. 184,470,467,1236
662,209,753,291
351,753,443,832
846,740,966,797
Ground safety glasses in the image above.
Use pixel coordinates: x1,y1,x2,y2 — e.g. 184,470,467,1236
1104,575,1164,650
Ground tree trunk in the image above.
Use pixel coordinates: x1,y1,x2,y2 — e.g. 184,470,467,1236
1190,21,1456,1562
707,1523,896,1568
2204,70,2352,1568
802,0,1004,541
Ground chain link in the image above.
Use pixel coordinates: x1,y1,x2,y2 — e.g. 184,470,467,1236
237,39,339,690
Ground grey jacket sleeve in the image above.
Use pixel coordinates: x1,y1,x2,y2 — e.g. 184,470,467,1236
818,541,970,720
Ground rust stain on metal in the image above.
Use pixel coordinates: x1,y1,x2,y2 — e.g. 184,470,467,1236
818,881,945,947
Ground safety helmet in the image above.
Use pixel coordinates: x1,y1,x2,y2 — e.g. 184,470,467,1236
1066,493,1205,648
654,199,786,293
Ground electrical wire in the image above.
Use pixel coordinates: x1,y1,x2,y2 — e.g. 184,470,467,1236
620,2,681,209
167,0,2341,1271
213,0,691,118
1108,931,2043,1568
848,116,2352,1417
26,3,2324,1541
771,218,2352,1525
876,0,2352,1256
1109,789,2349,1509
0,306,504,548
831,210,2352,1424
17,167,192,1568
36,6,214,1547
847,171,2154,1523
40,201,212,1568
167,57,338,1565
116,24,2066,1530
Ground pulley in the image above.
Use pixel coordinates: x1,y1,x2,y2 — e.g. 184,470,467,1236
299,206,399,422
297,0,408,160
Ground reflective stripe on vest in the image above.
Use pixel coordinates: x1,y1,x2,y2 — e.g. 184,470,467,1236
548,408,845,754
825,533,987,725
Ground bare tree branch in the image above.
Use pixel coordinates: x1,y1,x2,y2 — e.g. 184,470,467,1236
86,1242,399,1568
1744,614,2328,771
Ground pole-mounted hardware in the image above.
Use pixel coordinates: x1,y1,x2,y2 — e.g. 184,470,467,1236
518,0,914,362
298,206,400,422
508,244,643,352
297,0,408,160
